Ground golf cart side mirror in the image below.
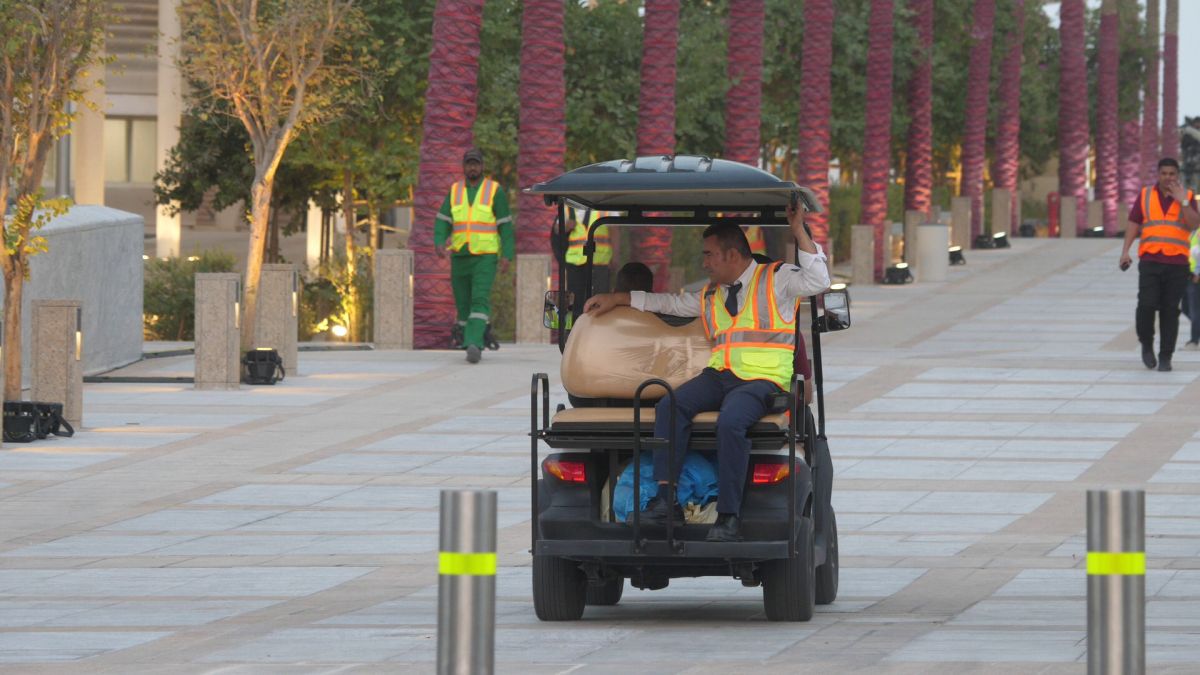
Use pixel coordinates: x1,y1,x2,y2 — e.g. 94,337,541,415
821,286,850,332
543,290,574,330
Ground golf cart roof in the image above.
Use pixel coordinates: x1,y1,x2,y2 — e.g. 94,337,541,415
526,155,823,214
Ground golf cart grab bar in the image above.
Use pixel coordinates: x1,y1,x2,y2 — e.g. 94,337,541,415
789,373,806,558
632,378,681,554
530,372,550,550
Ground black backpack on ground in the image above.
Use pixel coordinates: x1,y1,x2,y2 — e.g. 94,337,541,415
3,401,74,443
242,349,285,385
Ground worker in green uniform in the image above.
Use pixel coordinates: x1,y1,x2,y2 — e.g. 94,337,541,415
434,148,515,363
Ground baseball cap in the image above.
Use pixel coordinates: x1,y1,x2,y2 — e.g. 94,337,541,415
463,148,484,164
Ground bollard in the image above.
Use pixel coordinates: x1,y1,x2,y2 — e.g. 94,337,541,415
31,300,84,427
1087,489,1145,674
851,225,875,286
903,210,924,275
195,273,242,390
916,224,950,282
515,254,552,344
254,264,300,376
374,249,414,349
438,489,497,675
950,196,972,249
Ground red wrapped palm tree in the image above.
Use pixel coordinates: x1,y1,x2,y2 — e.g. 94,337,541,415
1096,0,1120,233
723,0,764,166
1058,0,1089,233
797,0,834,249
517,0,566,255
861,0,894,280
904,0,934,217
1141,0,1159,181
411,0,485,348
634,0,679,291
1161,0,1178,158
991,0,1024,234
961,0,995,241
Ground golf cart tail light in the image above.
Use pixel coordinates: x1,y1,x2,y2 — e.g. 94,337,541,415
543,458,587,483
752,462,790,484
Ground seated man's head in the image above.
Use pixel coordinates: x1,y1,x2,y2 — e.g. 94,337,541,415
614,262,653,293
701,222,752,285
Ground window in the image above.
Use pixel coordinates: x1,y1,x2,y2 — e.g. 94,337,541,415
103,117,157,185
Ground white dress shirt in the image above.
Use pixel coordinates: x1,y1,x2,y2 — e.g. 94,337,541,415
629,245,830,322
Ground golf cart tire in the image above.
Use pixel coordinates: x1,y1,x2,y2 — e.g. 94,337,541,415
533,554,587,621
586,576,624,606
816,508,839,605
762,516,815,622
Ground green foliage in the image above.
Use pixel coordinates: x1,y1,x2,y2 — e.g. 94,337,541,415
675,0,730,155
303,251,375,341
142,250,238,340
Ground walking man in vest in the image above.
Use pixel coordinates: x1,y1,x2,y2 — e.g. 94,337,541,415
1120,157,1200,371
563,208,613,320
584,202,829,541
435,148,514,364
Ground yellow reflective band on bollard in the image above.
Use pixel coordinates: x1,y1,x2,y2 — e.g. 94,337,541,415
1086,551,1146,576
439,551,497,576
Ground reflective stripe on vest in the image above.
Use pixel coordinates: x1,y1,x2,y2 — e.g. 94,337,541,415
449,178,501,254
745,226,766,255
1138,186,1193,258
1191,229,1199,273
565,210,613,265
701,263,796,390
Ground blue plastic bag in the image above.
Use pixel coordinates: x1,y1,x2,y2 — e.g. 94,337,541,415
612,452,719,522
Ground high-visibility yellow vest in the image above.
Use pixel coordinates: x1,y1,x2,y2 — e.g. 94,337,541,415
700,263,796,390
449,178,500,254
1138,186,1194,259
1190,229,1199,274
565,210,613,265
744,226,766,255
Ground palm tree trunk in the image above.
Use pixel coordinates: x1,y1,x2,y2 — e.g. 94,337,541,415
1096,0,1120,233
1141,0,1159,182
991,0,1024,235
797,0,834,249
1161,0,1178,158
961,0,995,242
517,0,565,256
3,268,23,400
903,0,934,218
1117,0,1142,207
723,0,763,165
861,0,894,281
634,0,679,291
411,0,485,348
1058,0,1089,234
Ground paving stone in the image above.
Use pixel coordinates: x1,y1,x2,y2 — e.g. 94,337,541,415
190,485,359,506
886,629,1086,662
0,452,125,472
0,631,172,663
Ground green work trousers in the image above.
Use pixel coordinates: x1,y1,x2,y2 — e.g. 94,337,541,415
451,253,498,348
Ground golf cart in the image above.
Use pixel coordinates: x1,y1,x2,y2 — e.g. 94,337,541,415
527,155,851,622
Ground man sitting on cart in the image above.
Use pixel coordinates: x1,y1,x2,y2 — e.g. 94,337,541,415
584,202,829,541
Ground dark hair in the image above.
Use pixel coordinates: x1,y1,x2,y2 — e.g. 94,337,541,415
1158,157,1180,171
614,262,654,293
702,221,752,257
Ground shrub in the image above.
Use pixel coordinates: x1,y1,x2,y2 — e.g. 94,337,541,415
143,249,237,340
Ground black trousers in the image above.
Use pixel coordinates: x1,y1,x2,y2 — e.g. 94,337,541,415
1136,260,1191,355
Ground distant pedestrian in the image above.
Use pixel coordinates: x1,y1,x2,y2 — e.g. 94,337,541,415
561,208,613,320
434,148,514,364
1183,228,1200,350
1119,157,1200,371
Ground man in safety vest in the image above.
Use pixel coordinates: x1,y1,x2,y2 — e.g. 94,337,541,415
1183,228,1200,350
435,148,514,364
1120,157,1200,371
584,202,829,542
563,207,613,320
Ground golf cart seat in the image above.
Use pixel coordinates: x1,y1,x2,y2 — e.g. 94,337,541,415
544,307,792,449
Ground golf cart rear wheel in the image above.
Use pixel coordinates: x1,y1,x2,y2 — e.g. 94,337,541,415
816,508,839,605
761,516,815,622
586,576,624,606
533,554,586,621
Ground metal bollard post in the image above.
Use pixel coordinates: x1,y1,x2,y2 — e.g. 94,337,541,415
437,490,497,675
1087,489,1145,674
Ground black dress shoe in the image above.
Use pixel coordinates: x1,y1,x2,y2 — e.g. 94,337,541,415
637,496,684,527
1142,347,1157,369
705,513,742,542
1158,354,1173,372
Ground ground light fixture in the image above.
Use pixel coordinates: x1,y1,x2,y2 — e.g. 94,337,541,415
882,262,914,285
1084,226,1105,238
330,324,349,338
949,246,966,265
992,231,1010,249
973,233,995,249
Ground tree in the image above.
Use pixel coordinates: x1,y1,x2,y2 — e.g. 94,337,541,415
861,0,894,280
797,0,834,248
178,0,364,350
991,0,1024,234
1095,0,1120,233
1141,0,1159,181
724,0,763,166
960,0,994,241
0,0,108,400
516,0,566,255
1117,0,1143,207
1058,0,1089,233
1161,0,1178,158
903,0,934,216
410,0,485,348
634,0,679,291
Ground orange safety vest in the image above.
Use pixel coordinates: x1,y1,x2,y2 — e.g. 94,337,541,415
700,263,796,390
1138,186,1195,259
449,178,500,254
744,226,766,255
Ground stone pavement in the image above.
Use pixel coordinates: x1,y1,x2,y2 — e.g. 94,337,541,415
2,238,1199,672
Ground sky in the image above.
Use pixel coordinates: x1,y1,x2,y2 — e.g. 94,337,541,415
1044,1,1199,125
